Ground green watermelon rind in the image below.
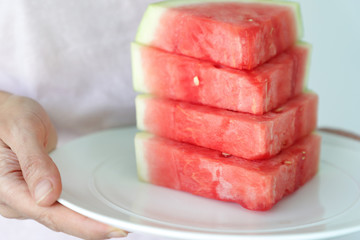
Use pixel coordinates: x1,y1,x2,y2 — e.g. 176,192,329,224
134,131,153,182
135,94,152,131
135,4,166,45
131,42,147,93
135,0,304,44
296,41,313,92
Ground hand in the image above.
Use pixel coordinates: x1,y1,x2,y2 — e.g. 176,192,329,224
0,92,127,239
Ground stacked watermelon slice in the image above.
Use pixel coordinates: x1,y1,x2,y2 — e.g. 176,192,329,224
132,0,321,211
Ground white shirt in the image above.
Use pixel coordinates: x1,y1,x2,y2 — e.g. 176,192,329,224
0,0,159,144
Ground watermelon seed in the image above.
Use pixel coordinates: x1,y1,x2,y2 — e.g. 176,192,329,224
302,151,306,160
274,107,284,113
221,152,232,158
193,76,200,86
284,161,292,165
248,19,253,22
270,27,274,35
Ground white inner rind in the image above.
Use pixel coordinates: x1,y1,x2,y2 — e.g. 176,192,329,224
135,5,166,44
131,42,147,93
135,94,152,131
138,0,303,41
135,132,153,182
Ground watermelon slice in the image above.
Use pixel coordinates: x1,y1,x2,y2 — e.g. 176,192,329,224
135,132,321,211
132,41,310,114
135,0,303,70
136,92,318,160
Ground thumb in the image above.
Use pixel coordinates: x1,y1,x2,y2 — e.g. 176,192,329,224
9,128,62,207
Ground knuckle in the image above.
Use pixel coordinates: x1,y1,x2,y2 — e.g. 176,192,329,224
37,210,60,233
11,118,42,143
0,149,21,178
21,155,45,182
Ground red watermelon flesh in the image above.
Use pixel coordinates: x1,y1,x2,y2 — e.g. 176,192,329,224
132,42,310,114
136,92,318,160
135,132,321,211
135,0,302,70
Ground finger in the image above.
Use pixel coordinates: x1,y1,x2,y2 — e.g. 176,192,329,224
33,202,128,239
1,158,128,240
3,116,61,207
10,186,129,240
0,162,128,240
16,138,61,207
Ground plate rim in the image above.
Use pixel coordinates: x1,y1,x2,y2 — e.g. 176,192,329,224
52,127,360,240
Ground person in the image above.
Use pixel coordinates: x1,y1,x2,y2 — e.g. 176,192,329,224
0,0,161,239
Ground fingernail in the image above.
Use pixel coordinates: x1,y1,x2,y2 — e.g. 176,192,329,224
107,230,128,238
35,179,53,204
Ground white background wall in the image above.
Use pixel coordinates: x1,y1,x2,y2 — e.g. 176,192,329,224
294,0,360,135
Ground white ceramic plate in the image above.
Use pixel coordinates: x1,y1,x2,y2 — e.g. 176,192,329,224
51,127,360,240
